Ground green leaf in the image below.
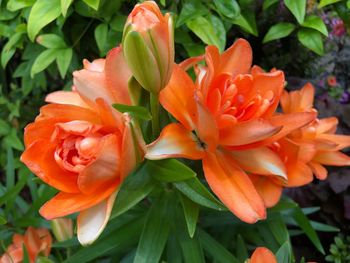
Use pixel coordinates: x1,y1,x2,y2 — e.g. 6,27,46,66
167,235,182,263
22,243,30,263
180,194,199,238
174,177,226,211
134,193,172,263
128,77,142,105
82,0,100,10
297,28,324,55
235,235,248,261
268,216,289,245
94,23,108,54
56,48,72,78
113,104,152,120
318,0,341,8
61,0,74,16
0,215,7,225
1,48,15,68
6,147,14,189
145,159,196,182
263,0,279,10
263,22,296,43
302,15,328,36
213,0,240,19
198,228,240,263
176,0,208,27
110,15,127,32
110,164,155,219
7,0,35,12
36,257,55,263
0,119,10,136
208,14,226,52
284,0,306,24
31,49,57,77
36,34,66,48
187,16,221,49
233,11,258,36
27,0,61,41
0,173,27,207
310,221,340,232
276,242,292,263
4,129,24,150
292,205,325,254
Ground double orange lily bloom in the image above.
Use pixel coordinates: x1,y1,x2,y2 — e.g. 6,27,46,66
21,47,144,245
146,39,316,223
0,227,52,263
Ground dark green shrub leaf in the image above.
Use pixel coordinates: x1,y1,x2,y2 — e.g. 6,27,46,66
0,119,10,136
94,23,108,54
82,0,100,10
318,0,341,8
302,15,328,36
7,0,34,12
31,48,58,77
263,22,295,43
213,0,240,19
1,48,16,68
176,0,208,27
284,0,306,24
61,0,74,16
145,159,196,182
180,194,199,238
56,48,73,78
263,0,279,10
297,28,324,55
113,104,152,120
208,14,226,51
27,0,61,41
36,34,66,49
233,11,258,36
187,16,221,49
235,235,248,261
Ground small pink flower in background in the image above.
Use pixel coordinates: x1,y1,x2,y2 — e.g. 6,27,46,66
331,18,346,37
327,75,337,87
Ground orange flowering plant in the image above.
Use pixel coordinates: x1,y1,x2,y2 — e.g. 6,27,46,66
3,0,348,262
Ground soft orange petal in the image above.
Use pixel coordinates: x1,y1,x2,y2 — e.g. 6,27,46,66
39,184,117,219
78,134,121,194
45,91,91,109
23,118,59,147
230,147,287,180
160,64,196,130
77,191,117,245
249,174,283,208
95,98,124,131
146,123,205,160
21,139,79,193
286,161,314,187
313,151,350,166
219,38,252,77
250,247,277,263
203,151,266,223
105,47,132,105
219,119,281,147
315,117,338,134
179,55,204,71
317,134,350,151
83,58,105,72
308,161,328,180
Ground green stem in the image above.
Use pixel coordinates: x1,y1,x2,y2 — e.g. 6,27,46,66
150,92,160,138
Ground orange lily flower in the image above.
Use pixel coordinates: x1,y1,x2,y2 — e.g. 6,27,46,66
146,39,316,223
21,47,144,245
0,227,52,263
246,247,277,263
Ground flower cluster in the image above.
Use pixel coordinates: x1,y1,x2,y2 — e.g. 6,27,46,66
19,0,350,247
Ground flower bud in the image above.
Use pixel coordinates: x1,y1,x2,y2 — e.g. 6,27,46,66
123,1,174,94
51,218,73,242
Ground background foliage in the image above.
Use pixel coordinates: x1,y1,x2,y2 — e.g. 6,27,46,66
1,0,350,262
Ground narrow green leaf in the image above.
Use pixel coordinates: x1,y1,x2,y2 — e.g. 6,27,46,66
4,129,24,150
36,257,55,263
198,228,240,263
187,16,221,49
302,15,328,36
31,49,57,77
310,221,340,232
6,147,14,189
180,194,199,238
268,216,289,245
7,0,35,12
1,48,15,68
61,0,74,16
174,177,226,211
113,104,152,121
110,164,155,219
263,22,296,43
27,0,61,41
94,23,108,54
263,0,279,10
276,242,292,263
284,0,306,24
176,0,208,27
0,173,27,206
292,205,325,254
167,234,182,263
134,193,172,263
233,11,258,36
56,48,72,78
36,34,66,48
235,235,248,262
0,215,7,225
318,0,341,8
145,159,196,182
297,28,324,55
82,0,100,10
213,0,240,19
22,244,30,263
0,119,10,136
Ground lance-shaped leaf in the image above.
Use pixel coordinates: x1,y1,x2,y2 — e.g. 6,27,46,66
113,104,152,121
180,194,199,238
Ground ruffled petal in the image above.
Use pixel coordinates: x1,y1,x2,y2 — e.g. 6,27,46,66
77,191,117,245
146,123,205,160
202,151,266,223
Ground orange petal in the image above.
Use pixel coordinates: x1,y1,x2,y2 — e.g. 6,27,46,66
160,64,196,130
286,161,314,187
219,119,281,146
21,139,79,193
95,98,124,131
308,161,328,180
78,134,121,194
249,174,283,208
219,38,252,77
83,58,105,72
317,134,350,151
230,147,287,180
179,55,204,71
313,151,350,166
23,118,59,147
39,184,117,219
315,117,338,134
45,91,91,109
146,123,205,160
202,151,266,223
105,47,132,105
77,191,117,245
250,247,277,263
